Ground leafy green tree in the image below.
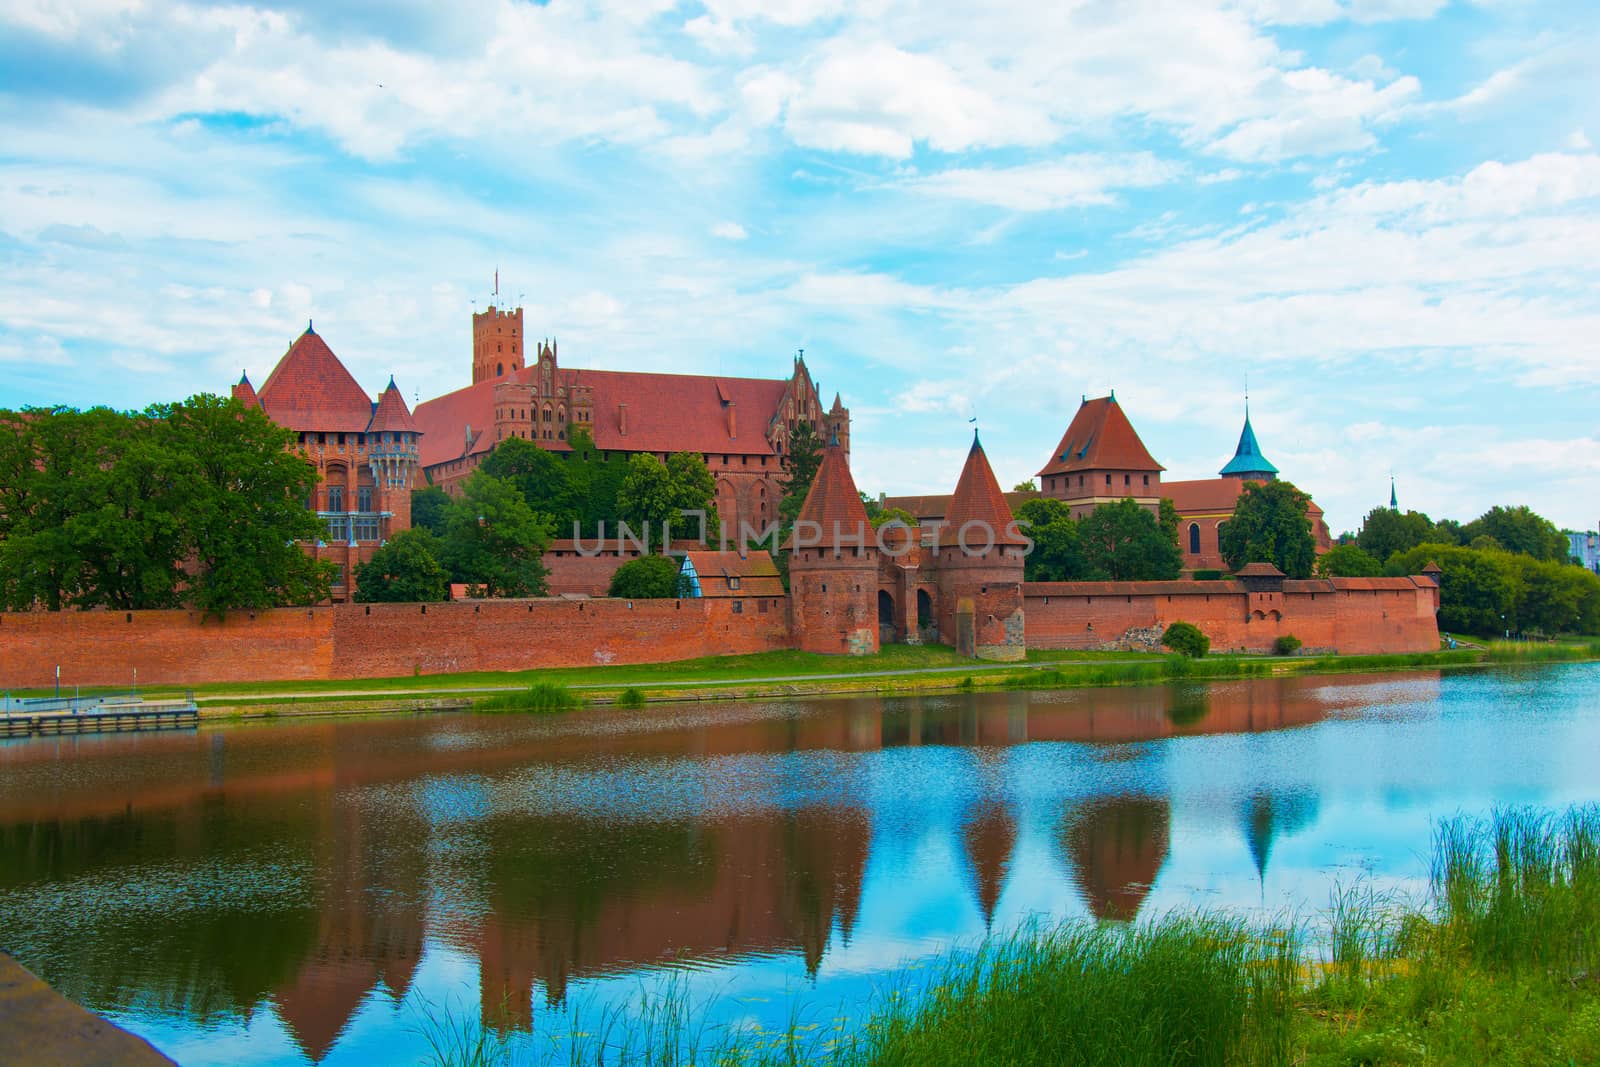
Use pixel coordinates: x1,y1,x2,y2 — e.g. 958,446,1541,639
1429,518,1463,545
410,485,452,537
162,395,331,614
860,491,882,522
1357,507,1435,564
1012,480,1037,493
1220,480,1316,579
1316,543,1382,578
615,452,720,542
353,529,448,603
1461,505,1568,562
1015,497,1088,581
442,470,552,597
483,437,581,535
1387,543,1519,635
607,555,682,599
871,506,918,529
1078,498,1183,581
778,420,824,526
1162,621,1210,658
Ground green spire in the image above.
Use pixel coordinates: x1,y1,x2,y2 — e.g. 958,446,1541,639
1390,476,1398,510
1219,403,1278,479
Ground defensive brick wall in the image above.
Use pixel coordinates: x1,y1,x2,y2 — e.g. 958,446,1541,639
0,597,790,689
1023,576,1439,655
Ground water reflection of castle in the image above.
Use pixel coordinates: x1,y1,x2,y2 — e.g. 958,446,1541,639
0,675,1417,1061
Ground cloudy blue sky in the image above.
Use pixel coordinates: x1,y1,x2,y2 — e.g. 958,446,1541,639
1,0,1596,533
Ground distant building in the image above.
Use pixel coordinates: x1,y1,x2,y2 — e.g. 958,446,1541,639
1570,530,1600,573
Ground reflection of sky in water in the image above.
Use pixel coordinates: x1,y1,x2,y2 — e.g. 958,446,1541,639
3,665,1599,1066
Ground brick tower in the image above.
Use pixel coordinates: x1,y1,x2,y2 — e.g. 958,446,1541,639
937,431,1027,660
367,377,422,532
788,432,879,655
472,302,524,385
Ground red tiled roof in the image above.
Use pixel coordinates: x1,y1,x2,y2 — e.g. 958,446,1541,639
682,550,785,597
368,378,419,434
1038,395,1163,477
882,491,1037,523
944,433,1027,545
411,365,791,470
1234,562,1285,578
795,442,871,546
1024,580,1246,596
1162,478,1325,521
257,329,376,433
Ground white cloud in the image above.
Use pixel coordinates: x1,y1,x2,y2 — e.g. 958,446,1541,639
711,221,749,240
906,154,1184,212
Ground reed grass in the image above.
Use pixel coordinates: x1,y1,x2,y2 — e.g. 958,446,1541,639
475,682,583,714
615,687,647,709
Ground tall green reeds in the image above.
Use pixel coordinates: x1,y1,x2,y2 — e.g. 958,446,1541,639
475,682,583,714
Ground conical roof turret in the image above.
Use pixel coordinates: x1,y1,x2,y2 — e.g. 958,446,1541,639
946,431,1026,545
794,432,871,549
1219,406,1278,479
368,375,419,434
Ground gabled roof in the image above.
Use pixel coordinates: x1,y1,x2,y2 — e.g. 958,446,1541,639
945,432,1027,545
258,328,376,433
680,550,785,597
795,439,871,547
1219,411,1278,477
1037,394,1163,477
368,377,419,434
411,367,791,469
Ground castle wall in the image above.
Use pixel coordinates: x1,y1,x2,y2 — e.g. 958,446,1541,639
0,598,790,689
1023,577,1439,655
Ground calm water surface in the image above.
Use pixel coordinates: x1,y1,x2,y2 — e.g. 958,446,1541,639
3,665,1599,1065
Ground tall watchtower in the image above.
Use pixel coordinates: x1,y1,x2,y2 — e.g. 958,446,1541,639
936,431,1026,660
788,433,879,655
472,304,525,384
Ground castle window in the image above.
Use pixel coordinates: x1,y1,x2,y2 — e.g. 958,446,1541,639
1124,474,1130,487
327,486,344,511
732,600,744,614
1188,523,1201,554
1143,475,1150,486
337,433,346,446
497,363,504,376
358,486,373,511
317,433,326,446
1105,474,1112,487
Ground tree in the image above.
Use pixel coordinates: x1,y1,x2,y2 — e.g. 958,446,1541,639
1387,543,1519,635
778,420,824,526
615,452,720,542
442,470,552,597
1012,479,1037,493
1220,480,1316,579
871,506,918,529
1462,505,1568,562
607,555,682,599
1015,497,1088,582
1162,621,1210,658
482,437,581,535
1078,498,1183,581
1357,507,1436,564
411,485,452,537
162,394,331,614
1316,543,1382,578
353,529,449,603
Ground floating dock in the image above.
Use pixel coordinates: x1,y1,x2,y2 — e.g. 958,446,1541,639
0,693,198,738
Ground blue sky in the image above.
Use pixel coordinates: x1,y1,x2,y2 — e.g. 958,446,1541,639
1,0,1596,534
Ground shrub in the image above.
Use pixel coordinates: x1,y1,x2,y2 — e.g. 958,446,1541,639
1162,621,1210,658
616,687,646,708
1192,569,1225,581
607,555,682,599
1274,634,1303,656
476,681,582,713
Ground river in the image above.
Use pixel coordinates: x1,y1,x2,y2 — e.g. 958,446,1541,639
2,664,1597,1065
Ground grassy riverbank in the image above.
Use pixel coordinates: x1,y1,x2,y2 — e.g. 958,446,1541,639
20,636,1597,720
420,804,1600,1067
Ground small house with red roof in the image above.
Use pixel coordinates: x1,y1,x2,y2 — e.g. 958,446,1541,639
232,324,421,601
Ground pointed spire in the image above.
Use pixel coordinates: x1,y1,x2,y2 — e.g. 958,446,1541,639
1219,400,1279,480
794,433,871,548
238,370,251,386
1390,476,1398,511
307,318,314,334
947,430,1027,545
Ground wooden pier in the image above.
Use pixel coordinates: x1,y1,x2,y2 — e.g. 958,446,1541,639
0,695,198,738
